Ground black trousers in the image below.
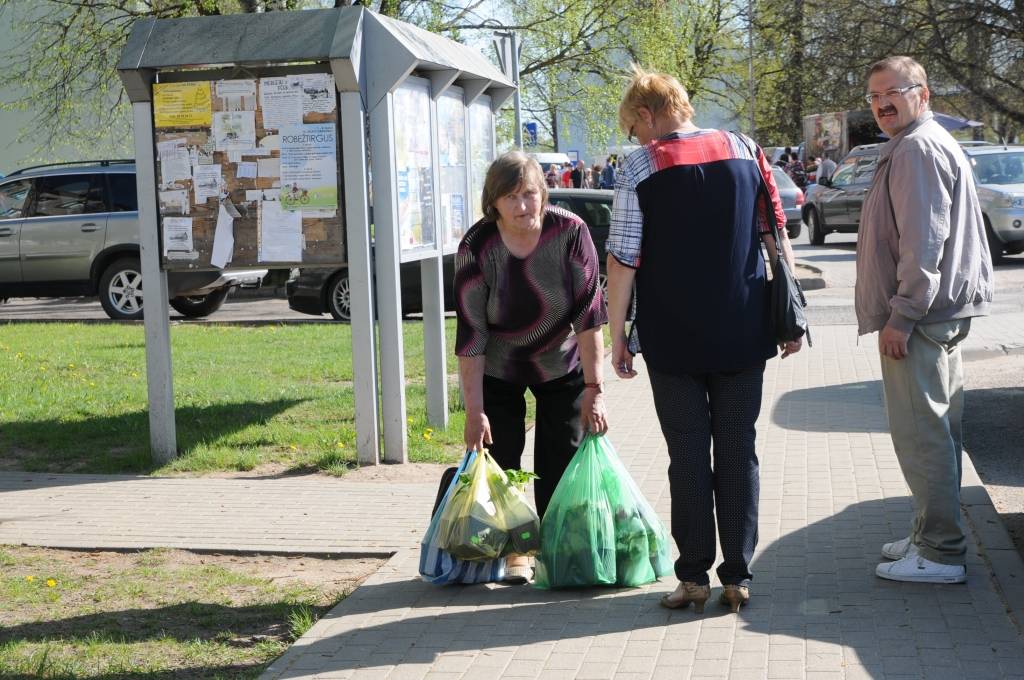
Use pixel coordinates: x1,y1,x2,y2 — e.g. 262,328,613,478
648,364,764,587
483,369,585,519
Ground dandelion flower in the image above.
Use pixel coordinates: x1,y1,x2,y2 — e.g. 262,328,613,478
25,575,34,583
336,442,345,448
46,579,57,588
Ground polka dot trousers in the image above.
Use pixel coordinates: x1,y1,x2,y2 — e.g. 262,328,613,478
648,364,764,587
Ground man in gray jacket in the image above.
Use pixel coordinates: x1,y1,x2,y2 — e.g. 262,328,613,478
856,56,994,584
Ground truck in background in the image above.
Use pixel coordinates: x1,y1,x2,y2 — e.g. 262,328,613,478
803,110,885,163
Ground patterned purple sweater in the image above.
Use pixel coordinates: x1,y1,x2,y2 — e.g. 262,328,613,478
454,206,608,385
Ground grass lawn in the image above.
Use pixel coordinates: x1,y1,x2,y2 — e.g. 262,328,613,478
0,321,468,475
0,545,383,679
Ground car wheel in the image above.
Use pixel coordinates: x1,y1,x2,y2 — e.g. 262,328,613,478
169,287,230,318
98,257,145,320
326,270,352,322
807,209,826,246
787,220,802,240
985,218,1004,266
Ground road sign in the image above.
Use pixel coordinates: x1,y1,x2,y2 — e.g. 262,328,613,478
524,121,538,147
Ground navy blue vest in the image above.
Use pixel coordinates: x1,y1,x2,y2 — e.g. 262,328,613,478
633,158,777,374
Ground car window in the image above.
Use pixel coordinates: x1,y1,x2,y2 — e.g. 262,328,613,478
852,156,878,183
0,179,32,219
830,159,857,187
30,174,107,217
108,173,138,212
970,151,1024,185
771,168,796,190
577,198,613,228
549,198,577,214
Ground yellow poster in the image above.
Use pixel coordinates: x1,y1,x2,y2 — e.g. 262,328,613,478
153,82,212,128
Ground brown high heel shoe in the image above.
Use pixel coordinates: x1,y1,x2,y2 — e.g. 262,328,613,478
660,581,711,613
719,585,750,612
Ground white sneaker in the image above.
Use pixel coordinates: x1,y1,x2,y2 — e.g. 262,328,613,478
875,555,966,584
881,536,918,560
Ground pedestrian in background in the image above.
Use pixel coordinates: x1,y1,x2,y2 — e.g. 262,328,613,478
561,163,572,188
817,153,837,183
571,160,585,188
856,56,994,584
600,158,616,189
606,63,801,614
545,164,559,188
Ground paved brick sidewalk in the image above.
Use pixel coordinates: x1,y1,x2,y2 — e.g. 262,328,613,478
0,475,434,554
261,325,1024,680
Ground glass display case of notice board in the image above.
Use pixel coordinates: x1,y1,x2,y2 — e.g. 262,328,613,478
437,87,469,253
468,95,494,225
151,68,345,270
392,76,437,261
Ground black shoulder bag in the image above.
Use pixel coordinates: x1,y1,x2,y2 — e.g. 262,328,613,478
759,177,811,346
733,133,812,347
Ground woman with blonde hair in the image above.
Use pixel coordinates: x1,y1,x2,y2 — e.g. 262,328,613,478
605,64,802,612
454,150,609,584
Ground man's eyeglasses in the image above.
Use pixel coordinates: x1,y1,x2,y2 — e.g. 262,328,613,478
864,83,922,105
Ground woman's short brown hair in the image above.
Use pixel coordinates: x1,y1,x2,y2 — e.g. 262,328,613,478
480,151,548,222
618,63,695,135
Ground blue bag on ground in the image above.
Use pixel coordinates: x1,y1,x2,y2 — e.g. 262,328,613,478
534,433,672,588
419,450,505,584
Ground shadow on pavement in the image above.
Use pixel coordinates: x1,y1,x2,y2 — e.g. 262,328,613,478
265,498,1021,680
0,399,305,477
771,380,887,433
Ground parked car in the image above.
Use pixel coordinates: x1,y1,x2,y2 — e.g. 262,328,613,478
286,187,625,322
286,255,456,322
770,167,804,239
0,160,266,319
803,141,1023,265
802,143,881,245
963,145,1024,264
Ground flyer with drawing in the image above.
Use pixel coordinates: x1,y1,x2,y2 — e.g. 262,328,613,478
279,124,337,211
153,82,212,128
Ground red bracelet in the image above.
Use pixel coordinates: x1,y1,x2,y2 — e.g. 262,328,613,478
584,382,603,393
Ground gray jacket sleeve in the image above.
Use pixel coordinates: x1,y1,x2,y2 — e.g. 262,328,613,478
886,143,954,333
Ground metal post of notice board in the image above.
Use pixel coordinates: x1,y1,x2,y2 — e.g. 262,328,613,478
339,90,381,465
131,100,177,464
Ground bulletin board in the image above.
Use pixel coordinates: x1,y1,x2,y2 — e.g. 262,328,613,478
468,95,494,225
393,76,437,261
151,69,345,270
438,86,468,253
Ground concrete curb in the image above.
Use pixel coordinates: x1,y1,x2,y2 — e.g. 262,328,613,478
795,261,827,291
962,450,1024,632
964,344,1024,361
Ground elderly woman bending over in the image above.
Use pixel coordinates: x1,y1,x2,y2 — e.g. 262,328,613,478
454,151,609,584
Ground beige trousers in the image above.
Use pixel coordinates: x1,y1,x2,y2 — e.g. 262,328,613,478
880,318,971,565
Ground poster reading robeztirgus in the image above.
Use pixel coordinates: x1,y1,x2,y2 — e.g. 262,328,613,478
279,123,338,211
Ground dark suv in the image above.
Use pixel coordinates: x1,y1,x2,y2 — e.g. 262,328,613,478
802,144,881,245
0,161,265,319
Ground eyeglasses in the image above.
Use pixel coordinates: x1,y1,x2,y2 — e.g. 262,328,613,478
864,83,922,105
627,125,636,143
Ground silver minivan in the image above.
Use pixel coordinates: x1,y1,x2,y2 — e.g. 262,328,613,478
0,160,265,319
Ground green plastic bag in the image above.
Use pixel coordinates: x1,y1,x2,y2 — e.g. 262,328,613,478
436,450,540,560
534,434,673,588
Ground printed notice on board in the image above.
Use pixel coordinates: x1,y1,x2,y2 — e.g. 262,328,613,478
215,80,257,111
163,217,194,255
300,73,335,114
154,82,212,128
279,123,337,211
213,111,257,152
259,77,303,131
259,200,303,262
